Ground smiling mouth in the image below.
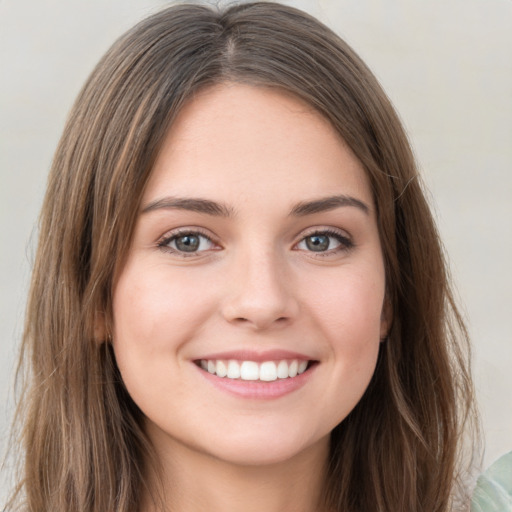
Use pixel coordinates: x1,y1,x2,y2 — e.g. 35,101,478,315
195,359,316,382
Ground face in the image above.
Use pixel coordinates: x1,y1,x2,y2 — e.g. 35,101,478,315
112,84,390,467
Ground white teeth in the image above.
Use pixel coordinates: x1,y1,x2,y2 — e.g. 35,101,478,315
240,361,259,381
298,360,308,374
199,359,310,381
216,360,227,378
227,360,241,379
259,361,277,381
277,360,289,379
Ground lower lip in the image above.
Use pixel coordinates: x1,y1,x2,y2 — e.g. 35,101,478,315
195,363,316,399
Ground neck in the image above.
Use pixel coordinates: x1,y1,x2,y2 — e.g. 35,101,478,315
142,433,330,512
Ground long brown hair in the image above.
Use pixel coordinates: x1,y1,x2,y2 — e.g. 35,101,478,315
8,2,477,511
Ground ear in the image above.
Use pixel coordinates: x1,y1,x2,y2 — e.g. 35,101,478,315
380,296,393,341
94,311,108,344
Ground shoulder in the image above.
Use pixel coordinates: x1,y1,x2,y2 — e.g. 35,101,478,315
471,451,512,512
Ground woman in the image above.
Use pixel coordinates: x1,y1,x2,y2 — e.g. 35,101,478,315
8,2,477,511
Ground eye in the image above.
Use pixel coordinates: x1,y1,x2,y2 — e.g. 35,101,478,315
158,230,217,254
296,229,353,253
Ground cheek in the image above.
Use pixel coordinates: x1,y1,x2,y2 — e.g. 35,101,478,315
302,265,384,413
112,262,215,350
306,265,386,342
111,262,217,411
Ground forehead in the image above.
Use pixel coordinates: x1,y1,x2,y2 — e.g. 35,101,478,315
144,83,373,212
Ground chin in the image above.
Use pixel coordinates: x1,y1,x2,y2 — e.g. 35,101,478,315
194,425,330,468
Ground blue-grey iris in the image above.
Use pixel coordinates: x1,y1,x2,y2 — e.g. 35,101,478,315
305,235,329,251
176,235,200,252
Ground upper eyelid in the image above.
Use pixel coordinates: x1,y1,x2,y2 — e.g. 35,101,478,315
157,226,217,244
294,226,352,242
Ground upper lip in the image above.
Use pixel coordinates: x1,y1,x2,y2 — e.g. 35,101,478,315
194,349,315,362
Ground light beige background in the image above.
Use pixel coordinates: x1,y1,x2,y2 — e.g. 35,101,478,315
1,0,511,499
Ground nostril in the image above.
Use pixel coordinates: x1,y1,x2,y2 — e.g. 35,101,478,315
221,290,299,329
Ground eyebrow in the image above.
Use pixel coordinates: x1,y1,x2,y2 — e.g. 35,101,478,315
141,194,370,217
141,197,234,217
289,195,370,216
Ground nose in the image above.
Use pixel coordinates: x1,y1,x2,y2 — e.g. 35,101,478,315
221,249,299,330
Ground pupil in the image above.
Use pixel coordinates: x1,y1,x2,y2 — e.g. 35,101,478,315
306,235,329,251
176,235,200,252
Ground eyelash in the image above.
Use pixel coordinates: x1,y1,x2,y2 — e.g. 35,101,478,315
296,229,354,256
157,228,354,257
157,228,218,257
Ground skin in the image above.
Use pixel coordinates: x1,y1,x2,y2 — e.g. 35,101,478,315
111,83,391,512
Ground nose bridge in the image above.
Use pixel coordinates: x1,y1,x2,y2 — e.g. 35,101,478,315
221,242,298,329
